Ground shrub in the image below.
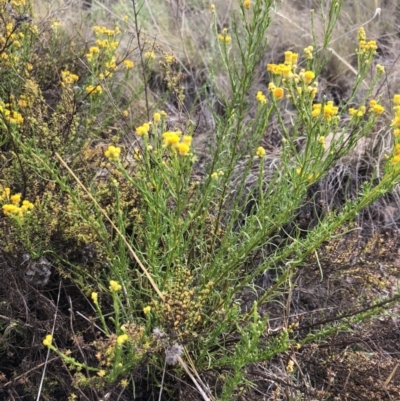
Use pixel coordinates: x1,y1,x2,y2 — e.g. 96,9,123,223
1,0,400,399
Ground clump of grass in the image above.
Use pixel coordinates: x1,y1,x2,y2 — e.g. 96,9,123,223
2,0,400,399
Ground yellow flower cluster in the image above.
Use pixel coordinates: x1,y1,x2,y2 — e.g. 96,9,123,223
256,91,267,104
85,85,103,96
391,95,400,165
317,135,326,150
265,50,318,103
0,107,24,125
357,27,378,55
304,45,313,60
116,334,128,345
349,105,366,117
109,280,122,292
303,70,315,84
369,99,384,115
255,146,266,157
136,122,150,136
392,96,400,135
61,70,79,86
268,83,284,100
218,29,231,43
153,112,161,123
164,54,175,64
312,101,339,122
144,51,155,60
211,170,224,179
85,26,122,80
243,0,250,9
42,334,53,347
123,59,134,69
162,131,192,155
267,63,293,78
91,292,98,304
1,189,34,217
93,25,121,37
104,145,121,161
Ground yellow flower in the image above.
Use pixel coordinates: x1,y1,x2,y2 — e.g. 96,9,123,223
394,128,400,137
256,91,267,104
393,155,400,165
322,101,339,121
286,360,294,373
211,172,218,179
10,193,21,205
165,55,175,64
97,370,106,377
183,135,192,145
91,292,98,304
42,334,53,347
177,142,190,156
144,51,155,60
376,64,385,74
2,204,18,216
162,131,181,147
304,70,315,84
312,103,321,117
218,32,231,43
136,123,151,136
372,104,385,115
109,280,122,292
255,146,266,157
357,27,366,42
284,51,296,65
89,46,100,54
392,117,400,128
123,60,134,69
393,95,400,106
153,112,161,123
120,379,129,387
21,200,34,211
304,45,313,60
85,85,102,95
104,145,121,161
272,87,284,100
143,306,151,314
116,334,129,345
243,0,250,9
210,4,215,11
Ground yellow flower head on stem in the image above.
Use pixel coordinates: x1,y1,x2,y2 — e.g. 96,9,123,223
272,87,284,100
255,146,266,157
109,280,122,292
304,70,315,84
177,142,190,156
117,334,128,345
91,292,98,304
136,122,150,136
256,91,267,104
105,145,121,161
42,334,53,347
153,112,161,123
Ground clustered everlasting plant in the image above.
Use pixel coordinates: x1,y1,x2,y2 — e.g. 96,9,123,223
1,0,400,399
